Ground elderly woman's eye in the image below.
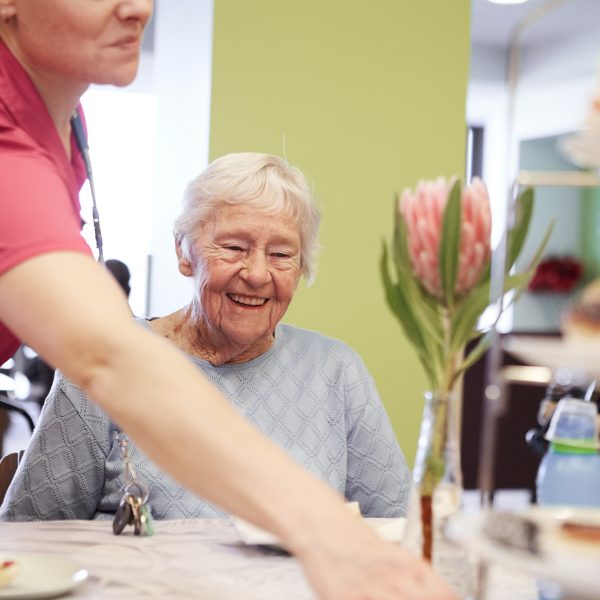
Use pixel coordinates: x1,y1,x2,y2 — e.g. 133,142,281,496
226,245,244,252
272,252,289,258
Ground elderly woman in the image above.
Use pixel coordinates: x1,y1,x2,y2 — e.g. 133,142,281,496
1,153,410,521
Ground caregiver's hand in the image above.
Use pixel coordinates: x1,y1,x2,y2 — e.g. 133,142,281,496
292,513,458,600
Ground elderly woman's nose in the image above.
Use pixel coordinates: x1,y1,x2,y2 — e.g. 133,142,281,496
241,252,271,286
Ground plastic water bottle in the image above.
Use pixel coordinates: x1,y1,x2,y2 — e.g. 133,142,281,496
535,397,600,599
536,397,600,506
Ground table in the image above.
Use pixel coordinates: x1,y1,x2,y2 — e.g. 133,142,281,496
0,519,537,599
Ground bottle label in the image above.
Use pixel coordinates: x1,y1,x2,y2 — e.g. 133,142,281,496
551,440,599,454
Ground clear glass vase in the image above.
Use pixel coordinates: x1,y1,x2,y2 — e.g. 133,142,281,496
402,390,473,596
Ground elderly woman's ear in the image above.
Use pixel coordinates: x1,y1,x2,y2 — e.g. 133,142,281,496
175,238,194,277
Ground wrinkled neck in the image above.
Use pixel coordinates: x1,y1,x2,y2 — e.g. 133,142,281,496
149,306,275,366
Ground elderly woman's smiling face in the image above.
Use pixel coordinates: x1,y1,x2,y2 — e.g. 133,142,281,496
181,204,302,360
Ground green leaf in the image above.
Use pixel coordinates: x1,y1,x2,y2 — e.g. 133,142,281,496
476,187,535,287
380,241,429,357
449,272,531,354
506,187,534,272
449,197,552,355
449,283,491,354
392,221,413,280
454,330,496,384
495,272,533,316
382,233,443,389
519,219,556,292
380,241,405,322
502,219,554,307
440,180,462,308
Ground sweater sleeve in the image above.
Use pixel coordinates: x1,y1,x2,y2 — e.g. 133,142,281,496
0,373,110,521
343,353,411,517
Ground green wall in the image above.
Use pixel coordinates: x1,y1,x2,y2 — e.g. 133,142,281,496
209,0,471,465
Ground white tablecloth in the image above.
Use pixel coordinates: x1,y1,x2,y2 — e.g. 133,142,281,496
0,519,537,599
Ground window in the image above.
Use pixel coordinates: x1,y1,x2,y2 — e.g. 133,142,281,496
80,90,157,316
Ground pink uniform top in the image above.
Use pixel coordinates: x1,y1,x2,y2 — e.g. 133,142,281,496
0,39,92,363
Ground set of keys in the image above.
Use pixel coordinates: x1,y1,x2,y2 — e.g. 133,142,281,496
113,482,155,536
112,433,154,537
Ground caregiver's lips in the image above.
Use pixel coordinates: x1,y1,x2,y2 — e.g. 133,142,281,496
109,34,141,51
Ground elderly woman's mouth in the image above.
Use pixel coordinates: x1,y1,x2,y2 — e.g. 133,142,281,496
226,293,268,307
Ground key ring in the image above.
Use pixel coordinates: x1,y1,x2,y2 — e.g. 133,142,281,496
114,432,137,485
112,432,154,537
123,481,149,505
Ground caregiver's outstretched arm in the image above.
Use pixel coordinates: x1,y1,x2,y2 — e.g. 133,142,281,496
0,254,456,600
0,0,457,595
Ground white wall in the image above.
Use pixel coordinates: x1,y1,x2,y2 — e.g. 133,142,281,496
521,31,600,86
149,0,214,316
468,31,600,207
467,66,510,248
468,27,600,331
512,136,582,332
469,28,600,185
81,90,157,317
81,1,214,316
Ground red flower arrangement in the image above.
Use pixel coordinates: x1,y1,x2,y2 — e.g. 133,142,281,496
528,256,584,293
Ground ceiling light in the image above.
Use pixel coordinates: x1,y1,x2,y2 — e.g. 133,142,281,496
487,0,529,5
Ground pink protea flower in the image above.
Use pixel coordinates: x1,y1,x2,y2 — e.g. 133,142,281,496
399,177,492,299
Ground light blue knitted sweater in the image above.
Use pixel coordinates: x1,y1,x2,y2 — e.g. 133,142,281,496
0,322,410,521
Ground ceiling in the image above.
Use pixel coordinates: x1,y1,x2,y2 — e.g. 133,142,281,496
142,2,598,58
471,0,600,49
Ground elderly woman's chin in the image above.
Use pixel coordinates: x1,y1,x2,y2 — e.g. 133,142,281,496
223,322,277,355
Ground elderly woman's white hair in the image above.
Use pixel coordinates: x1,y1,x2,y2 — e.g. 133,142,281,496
174,153,321,284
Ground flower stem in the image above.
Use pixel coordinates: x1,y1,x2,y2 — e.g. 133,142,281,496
420,306,456,495
420,494,433,561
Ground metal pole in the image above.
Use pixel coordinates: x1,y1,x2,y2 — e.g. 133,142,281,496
477,0,570,510
474,2,571,598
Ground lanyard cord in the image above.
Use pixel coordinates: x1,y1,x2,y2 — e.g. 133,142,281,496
70,109,104,264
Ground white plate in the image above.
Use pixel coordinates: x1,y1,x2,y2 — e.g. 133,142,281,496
446,507,600,597
0,554,88,599
503,335,600,381
233,517,406,548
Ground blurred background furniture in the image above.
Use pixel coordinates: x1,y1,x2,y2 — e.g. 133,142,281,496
461,333,557,501
0,450,24,505
0,347,52,456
